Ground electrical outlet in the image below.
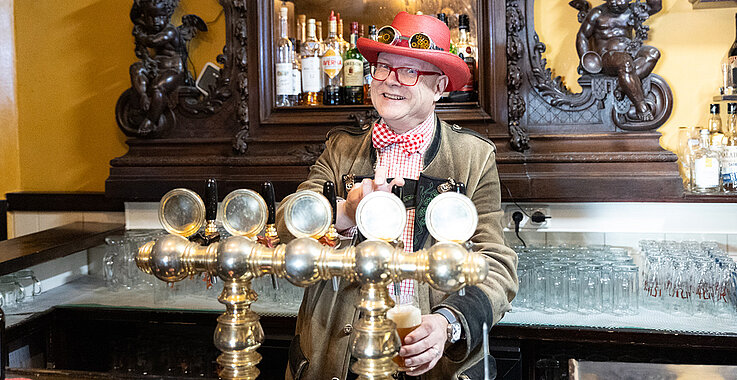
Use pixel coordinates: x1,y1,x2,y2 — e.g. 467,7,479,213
504,205,551,230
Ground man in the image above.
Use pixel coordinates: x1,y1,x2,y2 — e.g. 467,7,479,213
278,12,517,379
576,0,662,121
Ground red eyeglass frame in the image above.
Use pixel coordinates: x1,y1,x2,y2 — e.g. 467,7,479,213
370,63,442,86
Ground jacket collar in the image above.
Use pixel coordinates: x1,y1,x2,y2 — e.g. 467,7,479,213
368,114,441,170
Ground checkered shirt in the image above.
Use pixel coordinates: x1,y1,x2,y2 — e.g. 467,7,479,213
373,113,436,300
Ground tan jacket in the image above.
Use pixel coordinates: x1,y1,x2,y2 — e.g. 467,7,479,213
277,116,518,380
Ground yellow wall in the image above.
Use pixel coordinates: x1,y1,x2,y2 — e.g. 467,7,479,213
5,0,734,193
0,0,20,197
535,0,734,152
11,0,224,192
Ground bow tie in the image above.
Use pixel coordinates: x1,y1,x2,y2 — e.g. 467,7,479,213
372,123,424,155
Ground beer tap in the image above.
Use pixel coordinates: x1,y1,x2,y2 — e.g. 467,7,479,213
318,181,344,293
258,181,280,290
137,186,487,380
390,184,403,300
190,178,220,246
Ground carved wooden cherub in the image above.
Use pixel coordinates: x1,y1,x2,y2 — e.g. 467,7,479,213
119,0,206,137
573,0,661,121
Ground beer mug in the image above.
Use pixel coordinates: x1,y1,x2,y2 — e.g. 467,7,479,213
386,279,421,372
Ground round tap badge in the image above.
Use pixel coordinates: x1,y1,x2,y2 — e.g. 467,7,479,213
159,188,205,237
355,191,406,242
220,189,267,238
426,192,477,243
283,190,332,239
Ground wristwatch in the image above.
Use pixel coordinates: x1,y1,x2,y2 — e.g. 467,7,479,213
435,307,462,344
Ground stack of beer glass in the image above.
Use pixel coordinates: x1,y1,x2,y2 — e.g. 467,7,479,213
513,245,641,315
639,240,737,317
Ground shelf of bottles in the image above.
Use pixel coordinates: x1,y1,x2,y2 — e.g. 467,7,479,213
272,0,478,108
678,13,737,196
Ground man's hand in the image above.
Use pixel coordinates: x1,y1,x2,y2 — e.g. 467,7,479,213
399,314,448,376
335,167,405,230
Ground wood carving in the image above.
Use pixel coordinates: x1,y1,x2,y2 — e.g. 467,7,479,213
506,0,530,152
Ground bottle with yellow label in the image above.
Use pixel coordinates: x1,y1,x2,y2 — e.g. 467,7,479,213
691,129,722,193
321,11,343,105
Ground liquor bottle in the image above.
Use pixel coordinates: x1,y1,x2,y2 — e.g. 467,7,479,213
691,129,721,193
727,13,737,95
725,102,737,140
301,18,322,106
723,104,737,192
289,38,301,105
343,22,364,105
337,14,350,54
296,14,306,54
708,104,723,135
363,25,377,105
449,14,477,103
437,13,451,102
682,127,701,192
316,20,325,91
436,13,457,55
321,11,343,105
275,5,293,107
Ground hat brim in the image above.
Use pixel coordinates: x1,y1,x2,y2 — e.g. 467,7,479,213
357,38,471,92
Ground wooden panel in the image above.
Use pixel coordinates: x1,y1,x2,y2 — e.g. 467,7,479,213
0,222,124,276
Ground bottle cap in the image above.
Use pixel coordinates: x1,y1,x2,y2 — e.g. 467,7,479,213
329,10,336,22
729,103,737,114
437,13,448,25
280,6,288,18
710,103,720,114
458,14,469,29
351,21,359,35
700,129,710,135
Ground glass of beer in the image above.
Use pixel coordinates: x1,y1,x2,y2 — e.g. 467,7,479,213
386,280,421,371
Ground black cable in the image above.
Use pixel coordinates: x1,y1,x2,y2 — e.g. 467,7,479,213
512,211,526,248
500,180,530,218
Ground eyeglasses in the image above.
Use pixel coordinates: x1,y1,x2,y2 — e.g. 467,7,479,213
370,63,442,86
376,26,443,51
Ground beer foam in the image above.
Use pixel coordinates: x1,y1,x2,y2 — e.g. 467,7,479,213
387,304,422,328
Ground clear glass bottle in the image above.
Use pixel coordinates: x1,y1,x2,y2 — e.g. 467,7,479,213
725,103,737,140
289,38,301,105
337,14,350,55
707,103,723,138
300,18,322,106
691,129,722,193
296,14,306,54
726,12,737,95
363,25,377,105
343,21,364,105
275,5,293,107
321,11,343,105
449,14,477,102
437,13,452,103
723,104,737,192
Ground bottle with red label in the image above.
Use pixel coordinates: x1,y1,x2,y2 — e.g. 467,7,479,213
449,14,477,103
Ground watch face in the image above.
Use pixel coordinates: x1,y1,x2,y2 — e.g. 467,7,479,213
450,323,462,342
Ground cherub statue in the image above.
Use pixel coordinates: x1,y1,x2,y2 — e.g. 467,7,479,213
117,0,206,137
573,0,662,121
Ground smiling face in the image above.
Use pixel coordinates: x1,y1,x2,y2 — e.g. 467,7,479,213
370,52,448,134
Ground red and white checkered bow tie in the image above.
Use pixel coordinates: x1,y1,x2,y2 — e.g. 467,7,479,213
372,122,424,154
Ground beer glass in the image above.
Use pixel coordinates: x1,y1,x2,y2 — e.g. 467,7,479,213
386,280,421,372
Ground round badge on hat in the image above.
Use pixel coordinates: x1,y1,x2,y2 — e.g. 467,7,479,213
357,12,471,92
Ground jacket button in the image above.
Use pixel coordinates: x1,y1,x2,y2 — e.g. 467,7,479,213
343,324,353,335
332,377,340,380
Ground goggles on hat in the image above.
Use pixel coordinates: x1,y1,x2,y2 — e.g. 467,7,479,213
376,26,443,51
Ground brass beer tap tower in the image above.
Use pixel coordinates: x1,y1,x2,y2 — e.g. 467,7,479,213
136,181,487,380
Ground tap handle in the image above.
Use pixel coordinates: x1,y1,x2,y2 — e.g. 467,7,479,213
391,184,403,200
454,182,466,195
205,178,218,221
261,181,277,225
323,181,337,224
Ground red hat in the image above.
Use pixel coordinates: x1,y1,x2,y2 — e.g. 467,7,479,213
357,12,471,92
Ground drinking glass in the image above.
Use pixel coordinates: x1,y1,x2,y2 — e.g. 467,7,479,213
386,280,421,372
14,269,42,298
543,263,568,314
0,281,23,311
577,264,602,314
612,264,639,315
